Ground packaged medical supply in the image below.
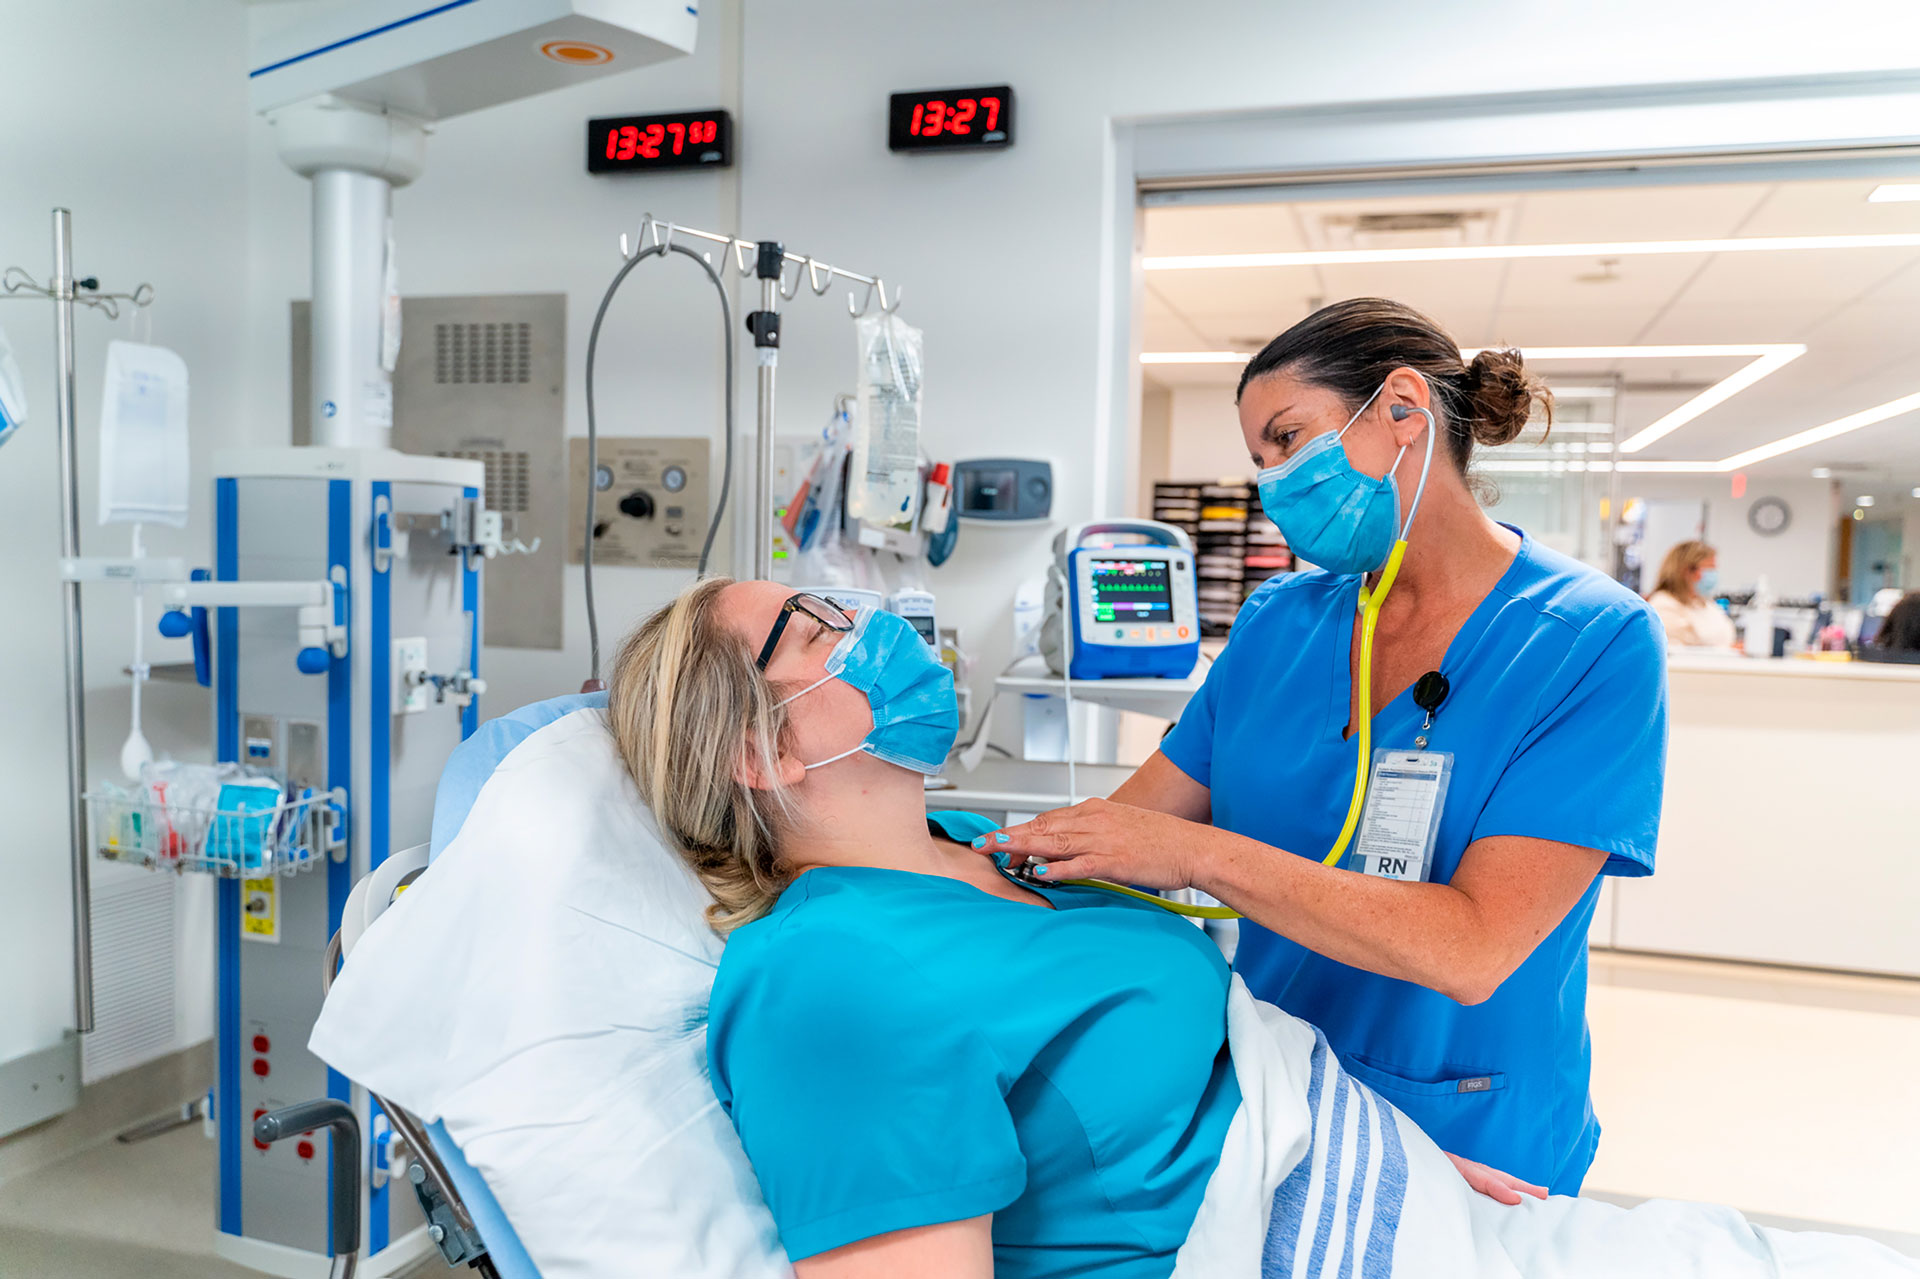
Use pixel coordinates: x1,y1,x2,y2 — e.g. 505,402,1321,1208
206,777,285,872
847,314,923,531
0,322,26,451
97,339,190,528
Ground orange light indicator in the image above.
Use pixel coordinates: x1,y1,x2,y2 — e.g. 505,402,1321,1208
540,40,613,65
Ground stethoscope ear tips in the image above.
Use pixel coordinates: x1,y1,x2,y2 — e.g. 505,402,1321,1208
1390,404,1412,420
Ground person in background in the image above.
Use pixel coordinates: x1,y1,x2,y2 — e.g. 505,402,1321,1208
1874,592,1920,653
1647,540,1736,648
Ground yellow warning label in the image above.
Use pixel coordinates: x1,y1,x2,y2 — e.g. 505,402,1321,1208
241,877,278,943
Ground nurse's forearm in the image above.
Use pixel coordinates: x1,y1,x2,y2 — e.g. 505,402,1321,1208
1191,831,1572,1006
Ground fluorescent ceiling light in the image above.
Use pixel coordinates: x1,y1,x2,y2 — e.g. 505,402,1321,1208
1868,184,1920,203
1910,486,1920,498
1812,467,1832,478
1140,351,1246,364
1858,494,1877,506
1546,385,1616,399
1465,345,1806,454
1617,345,1805,453
1717,388,1920,469
1143,232,1920,271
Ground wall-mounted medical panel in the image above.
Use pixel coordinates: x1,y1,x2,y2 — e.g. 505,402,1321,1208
293,295,566,650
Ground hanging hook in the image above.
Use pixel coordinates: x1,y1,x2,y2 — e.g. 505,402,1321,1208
880,281,904,315
777,256,804,301
3,266,44,296
847,278,877,318
731,239,755,277
806,258,833,297
659,221,675,254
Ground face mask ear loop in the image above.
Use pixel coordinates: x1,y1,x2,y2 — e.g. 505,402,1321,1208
1391,404,1438,540
774,671,836,709
801,742,868,772
1334,380,1389,443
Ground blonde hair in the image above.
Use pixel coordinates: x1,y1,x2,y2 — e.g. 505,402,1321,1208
607,577,798,935
1652,540,1716,605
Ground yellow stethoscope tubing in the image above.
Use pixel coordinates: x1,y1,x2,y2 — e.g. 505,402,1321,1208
1048,401,1438,918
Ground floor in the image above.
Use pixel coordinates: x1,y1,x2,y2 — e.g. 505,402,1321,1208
1,952,1914,1277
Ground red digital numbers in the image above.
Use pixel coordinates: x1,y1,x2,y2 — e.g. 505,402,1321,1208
601,118,720,162
907,95,1002,138
890,88,1011,152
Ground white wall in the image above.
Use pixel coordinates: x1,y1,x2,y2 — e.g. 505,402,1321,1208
1166,384,1250,482
1621,477,1835,600
0,1,248,1069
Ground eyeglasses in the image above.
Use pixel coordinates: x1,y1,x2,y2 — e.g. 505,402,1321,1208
755,593,855,671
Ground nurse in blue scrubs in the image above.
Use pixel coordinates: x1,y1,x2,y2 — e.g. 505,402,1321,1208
987,298,1667,1199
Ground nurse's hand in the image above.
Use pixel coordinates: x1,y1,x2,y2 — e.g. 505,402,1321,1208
1446,1152,1548,1206
971,799,1202,890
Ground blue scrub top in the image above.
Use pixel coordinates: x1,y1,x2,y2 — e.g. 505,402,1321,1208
1161,530,1666,1194
708,811,1241,1279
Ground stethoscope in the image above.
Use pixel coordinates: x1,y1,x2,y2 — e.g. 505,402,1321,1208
1017,400,1449,917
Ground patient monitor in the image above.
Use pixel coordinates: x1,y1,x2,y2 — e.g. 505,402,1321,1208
1042,520,1201,680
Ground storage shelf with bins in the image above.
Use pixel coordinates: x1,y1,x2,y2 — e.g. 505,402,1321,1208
1151,480,1293,635
85,786,346,878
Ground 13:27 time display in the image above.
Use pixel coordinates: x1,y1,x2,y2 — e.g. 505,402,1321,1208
889,86,1015,152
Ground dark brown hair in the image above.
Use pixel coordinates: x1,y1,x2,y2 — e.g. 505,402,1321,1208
1878,592,1920,653
1235,297,1552,472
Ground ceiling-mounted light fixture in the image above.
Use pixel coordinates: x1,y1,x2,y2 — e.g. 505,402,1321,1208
1718,389,1920,469
1811,467,1832,478
1858,495,1877,507
1140,351,1247,364
1143,231,1920,272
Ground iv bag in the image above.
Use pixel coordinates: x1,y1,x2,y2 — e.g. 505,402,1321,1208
0,322,26,450
98,340,190,527
847,314,923,530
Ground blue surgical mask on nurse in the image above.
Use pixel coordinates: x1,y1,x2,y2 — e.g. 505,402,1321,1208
1255,380,1434,576
777,607,959,775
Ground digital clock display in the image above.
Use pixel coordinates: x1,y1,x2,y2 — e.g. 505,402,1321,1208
888,86,1014,152
587,109,733,174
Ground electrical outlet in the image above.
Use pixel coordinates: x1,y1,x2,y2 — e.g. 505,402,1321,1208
394,637,430,714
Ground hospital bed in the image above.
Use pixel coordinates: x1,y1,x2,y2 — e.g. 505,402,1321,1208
256,838,537,1279
257,689,641,1279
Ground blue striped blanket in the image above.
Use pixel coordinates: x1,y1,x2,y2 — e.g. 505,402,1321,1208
1172,979,1916,1279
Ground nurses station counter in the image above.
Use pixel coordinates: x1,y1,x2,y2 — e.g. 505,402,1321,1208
1594,653,1920,980
936,650,1920,981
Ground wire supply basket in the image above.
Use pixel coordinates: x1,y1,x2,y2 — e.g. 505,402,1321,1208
85,786,346,878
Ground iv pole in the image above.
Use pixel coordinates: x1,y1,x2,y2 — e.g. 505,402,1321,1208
3,208,154,1033
619,216,904,578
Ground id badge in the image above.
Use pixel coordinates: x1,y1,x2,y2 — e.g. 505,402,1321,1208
1352,749,1452,882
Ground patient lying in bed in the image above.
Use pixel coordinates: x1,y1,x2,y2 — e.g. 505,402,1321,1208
314,577,1914,1279
603,578,1917,1279
609,578,1238,1278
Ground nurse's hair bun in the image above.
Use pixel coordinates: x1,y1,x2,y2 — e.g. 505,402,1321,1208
1463,347,1552,448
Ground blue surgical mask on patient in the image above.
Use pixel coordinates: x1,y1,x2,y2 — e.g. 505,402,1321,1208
777,607,959,775
1696,568,1720,597
1256,380,1428,576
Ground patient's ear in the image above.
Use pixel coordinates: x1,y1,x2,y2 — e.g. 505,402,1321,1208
733,743,805,791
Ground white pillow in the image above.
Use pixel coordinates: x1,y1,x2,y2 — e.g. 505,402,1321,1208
310,707,791,1279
